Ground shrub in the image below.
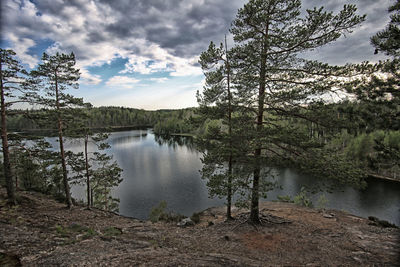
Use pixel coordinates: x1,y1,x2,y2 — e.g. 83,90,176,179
190,212,201,224
103,226,122,236
316,194,328,209
293,187,313,207
277,195,293,203
149,200,167,223
149,201,185,223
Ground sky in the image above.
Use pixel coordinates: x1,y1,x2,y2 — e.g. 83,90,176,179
0,0,393,110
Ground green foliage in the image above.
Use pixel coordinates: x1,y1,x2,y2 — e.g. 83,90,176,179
6,106,201,136
277,195,293,203
29,52,87,207
55,224,70,238
343,0,400,181
293,187,313,208
0,48,35,205
211,0,366,223
316,194,329,209
371,0,400,57
149,200,167,223
103,226,122,237
336,130,400,179
55,223,97,240
153,117,190,135
90,152,122,212
148,201,185,223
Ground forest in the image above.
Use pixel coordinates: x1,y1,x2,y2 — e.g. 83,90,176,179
0,0,399,227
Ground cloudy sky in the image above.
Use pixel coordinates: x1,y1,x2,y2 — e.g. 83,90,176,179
0,0,393,110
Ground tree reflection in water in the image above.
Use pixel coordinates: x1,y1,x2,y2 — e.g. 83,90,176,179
154,134,196,151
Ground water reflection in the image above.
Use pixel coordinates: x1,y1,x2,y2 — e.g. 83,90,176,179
154,134,196,151
102,130,224,220
110,132,148,147
65,130,400,225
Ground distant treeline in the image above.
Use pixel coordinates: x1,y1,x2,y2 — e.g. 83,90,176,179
6,106,197,132
5,103,400,181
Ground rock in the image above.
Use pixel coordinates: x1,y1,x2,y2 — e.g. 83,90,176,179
323,213,335,218
352,257,362,263
177,218,194,227
368,216,398,228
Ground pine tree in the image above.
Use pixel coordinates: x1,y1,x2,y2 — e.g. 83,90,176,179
91,151,122,211
64,110,123,210
229,0,365,223
0,49,33,204
31,52,86,208
371,0,400,58
197,37,238,219
347,0,400,177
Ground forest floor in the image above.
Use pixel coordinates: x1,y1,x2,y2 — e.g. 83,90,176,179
0,188,399,266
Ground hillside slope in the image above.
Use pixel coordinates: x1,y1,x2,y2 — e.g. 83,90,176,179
0,188,399,266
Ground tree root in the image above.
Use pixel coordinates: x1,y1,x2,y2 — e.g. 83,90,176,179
230,211,292,231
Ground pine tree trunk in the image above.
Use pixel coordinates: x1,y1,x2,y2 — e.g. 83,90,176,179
0,58,16,205
55,72,72,208
90,188,94,207
84,135,91,208
250,23,269,224
226,35,233,220
227,156,233,220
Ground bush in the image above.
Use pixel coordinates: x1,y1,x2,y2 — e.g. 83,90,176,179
149,200,167,223
316,194,328,209
190,212,201,224
293,187,313,207
277,195,294,203
103,226,122,236
149,201,185,223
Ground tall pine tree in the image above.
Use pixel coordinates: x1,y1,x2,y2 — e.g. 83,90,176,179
197,37,238,219
31,52,86,208
0,49,33,204
229,0,365,223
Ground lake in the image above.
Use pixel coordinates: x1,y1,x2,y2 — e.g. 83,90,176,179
58,129,400,225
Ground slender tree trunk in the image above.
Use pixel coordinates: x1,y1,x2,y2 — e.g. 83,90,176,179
250,23,269,224
84,135,91,208
55,71,72,208
90,188,94,207
227,156,233,219
225,35,234,220
0,58,16,205
103,185,107,210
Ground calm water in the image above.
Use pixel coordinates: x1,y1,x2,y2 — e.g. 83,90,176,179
59,130,400,225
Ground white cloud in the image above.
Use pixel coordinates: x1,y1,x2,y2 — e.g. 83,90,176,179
7,34,38,68
105,76,140,89
80,68,102,85
120,56,173,75
150,77,169,83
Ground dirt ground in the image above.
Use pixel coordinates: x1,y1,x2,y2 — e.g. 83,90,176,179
1,188,399,266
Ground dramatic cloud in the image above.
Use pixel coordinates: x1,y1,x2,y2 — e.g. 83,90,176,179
0,0,393,109
1,0,242,84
